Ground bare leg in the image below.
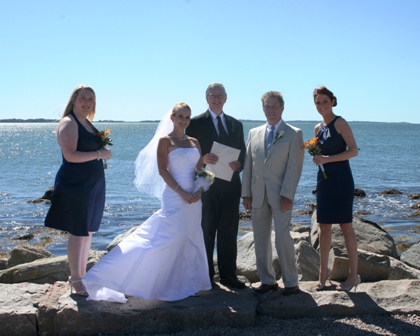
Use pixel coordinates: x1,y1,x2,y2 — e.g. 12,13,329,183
67,234,84,279
67,234,92,295
339,222,359,285
317,224,332,286
80,232,93,277
67,233,93,278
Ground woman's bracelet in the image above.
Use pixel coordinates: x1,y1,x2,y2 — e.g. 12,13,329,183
175,184,179,191
96,150,100,161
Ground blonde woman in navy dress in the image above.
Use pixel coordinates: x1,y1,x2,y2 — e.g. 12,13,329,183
45,85,112,296
312,86,360,292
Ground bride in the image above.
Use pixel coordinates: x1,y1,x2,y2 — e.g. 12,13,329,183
82,102,212,302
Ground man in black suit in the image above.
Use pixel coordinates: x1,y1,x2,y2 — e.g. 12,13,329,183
186,83,246,289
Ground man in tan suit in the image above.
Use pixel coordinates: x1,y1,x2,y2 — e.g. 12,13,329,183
242,91,304,295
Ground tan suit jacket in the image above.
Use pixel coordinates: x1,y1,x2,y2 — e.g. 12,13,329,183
241,121,304,207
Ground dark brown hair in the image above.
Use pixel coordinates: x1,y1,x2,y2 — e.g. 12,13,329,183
313,86,337,107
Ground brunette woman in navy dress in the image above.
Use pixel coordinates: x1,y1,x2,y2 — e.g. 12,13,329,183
45,85,112,296
312,86,360,292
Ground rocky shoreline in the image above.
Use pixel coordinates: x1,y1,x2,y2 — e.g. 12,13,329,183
1,210,420,335
1,279,420,335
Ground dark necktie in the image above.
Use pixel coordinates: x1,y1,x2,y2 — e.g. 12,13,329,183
265,125,275,156
217,115,228,144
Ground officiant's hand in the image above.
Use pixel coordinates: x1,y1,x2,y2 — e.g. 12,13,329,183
229,160,241,171
203,153,218,165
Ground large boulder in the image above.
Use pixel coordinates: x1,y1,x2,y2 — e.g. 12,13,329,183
329,248,391,282
400,242,420,270
256,280,420,318
0,256,69,284
295,240,319,281
328,247,420,282
36,282,258,335
6,245,54,268
236,230,311,283
0,254,7,270
107,226,137,251
236,232,278,283
0,250,105,284
310,211,398,258
0,282,51,335
389,257,420,280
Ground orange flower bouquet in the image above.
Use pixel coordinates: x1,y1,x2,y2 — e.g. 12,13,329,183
302,137,327,179
95,129,113,169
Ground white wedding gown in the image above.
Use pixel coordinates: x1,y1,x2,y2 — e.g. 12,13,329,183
82,148,211,302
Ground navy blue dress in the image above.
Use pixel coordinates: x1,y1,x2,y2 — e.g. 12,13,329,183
316,116,354,224
45,111,105,236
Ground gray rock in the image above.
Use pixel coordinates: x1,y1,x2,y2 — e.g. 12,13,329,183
295,240,320,281
389,257,420,280
257,280,420,318
0,250,105,284
400,242,420,270
0,256,69,284
310,211,398,258
236,231,307,283
0,282,50,336
107,226,137,251
7,244,54,268
3,279,420,335
0,257,7,271
329,247,420,282
36,282,257,335
329,248,391,282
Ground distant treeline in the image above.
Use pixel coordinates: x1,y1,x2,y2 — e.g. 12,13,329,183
0,118,126,123
0,118,59,123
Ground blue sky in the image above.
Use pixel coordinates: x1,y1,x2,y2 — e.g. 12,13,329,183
1,0,419,123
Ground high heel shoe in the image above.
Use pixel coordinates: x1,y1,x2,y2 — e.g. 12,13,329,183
337,275,361,292
315,268,332,291
69,277,88,296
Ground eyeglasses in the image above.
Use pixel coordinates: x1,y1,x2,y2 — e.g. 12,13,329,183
208,94,225,100
264,105,282,110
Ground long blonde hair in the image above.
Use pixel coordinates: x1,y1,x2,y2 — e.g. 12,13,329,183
62,85,96,122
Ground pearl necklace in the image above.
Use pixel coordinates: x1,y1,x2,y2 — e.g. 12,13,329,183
170,132,187,140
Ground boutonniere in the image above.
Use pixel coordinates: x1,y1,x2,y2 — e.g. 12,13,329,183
229,119,235,134
273,131,284,145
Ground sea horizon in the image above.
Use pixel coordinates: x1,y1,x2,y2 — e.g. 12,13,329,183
0,118,419,125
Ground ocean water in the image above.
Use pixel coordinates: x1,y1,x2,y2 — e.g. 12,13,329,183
0,121,419,256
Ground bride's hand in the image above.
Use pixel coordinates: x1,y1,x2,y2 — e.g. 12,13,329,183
190,189,202,203
179,189,196,204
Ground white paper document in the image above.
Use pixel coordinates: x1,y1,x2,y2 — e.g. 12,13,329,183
206,141,240,182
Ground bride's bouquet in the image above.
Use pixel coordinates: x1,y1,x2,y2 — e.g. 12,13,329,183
194,167,215,192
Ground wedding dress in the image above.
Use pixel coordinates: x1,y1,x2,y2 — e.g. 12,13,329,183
82,147,211,302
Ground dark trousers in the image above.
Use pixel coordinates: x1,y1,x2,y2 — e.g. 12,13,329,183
201,179,240,280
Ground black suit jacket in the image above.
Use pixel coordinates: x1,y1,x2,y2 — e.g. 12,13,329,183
186,110,245,197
